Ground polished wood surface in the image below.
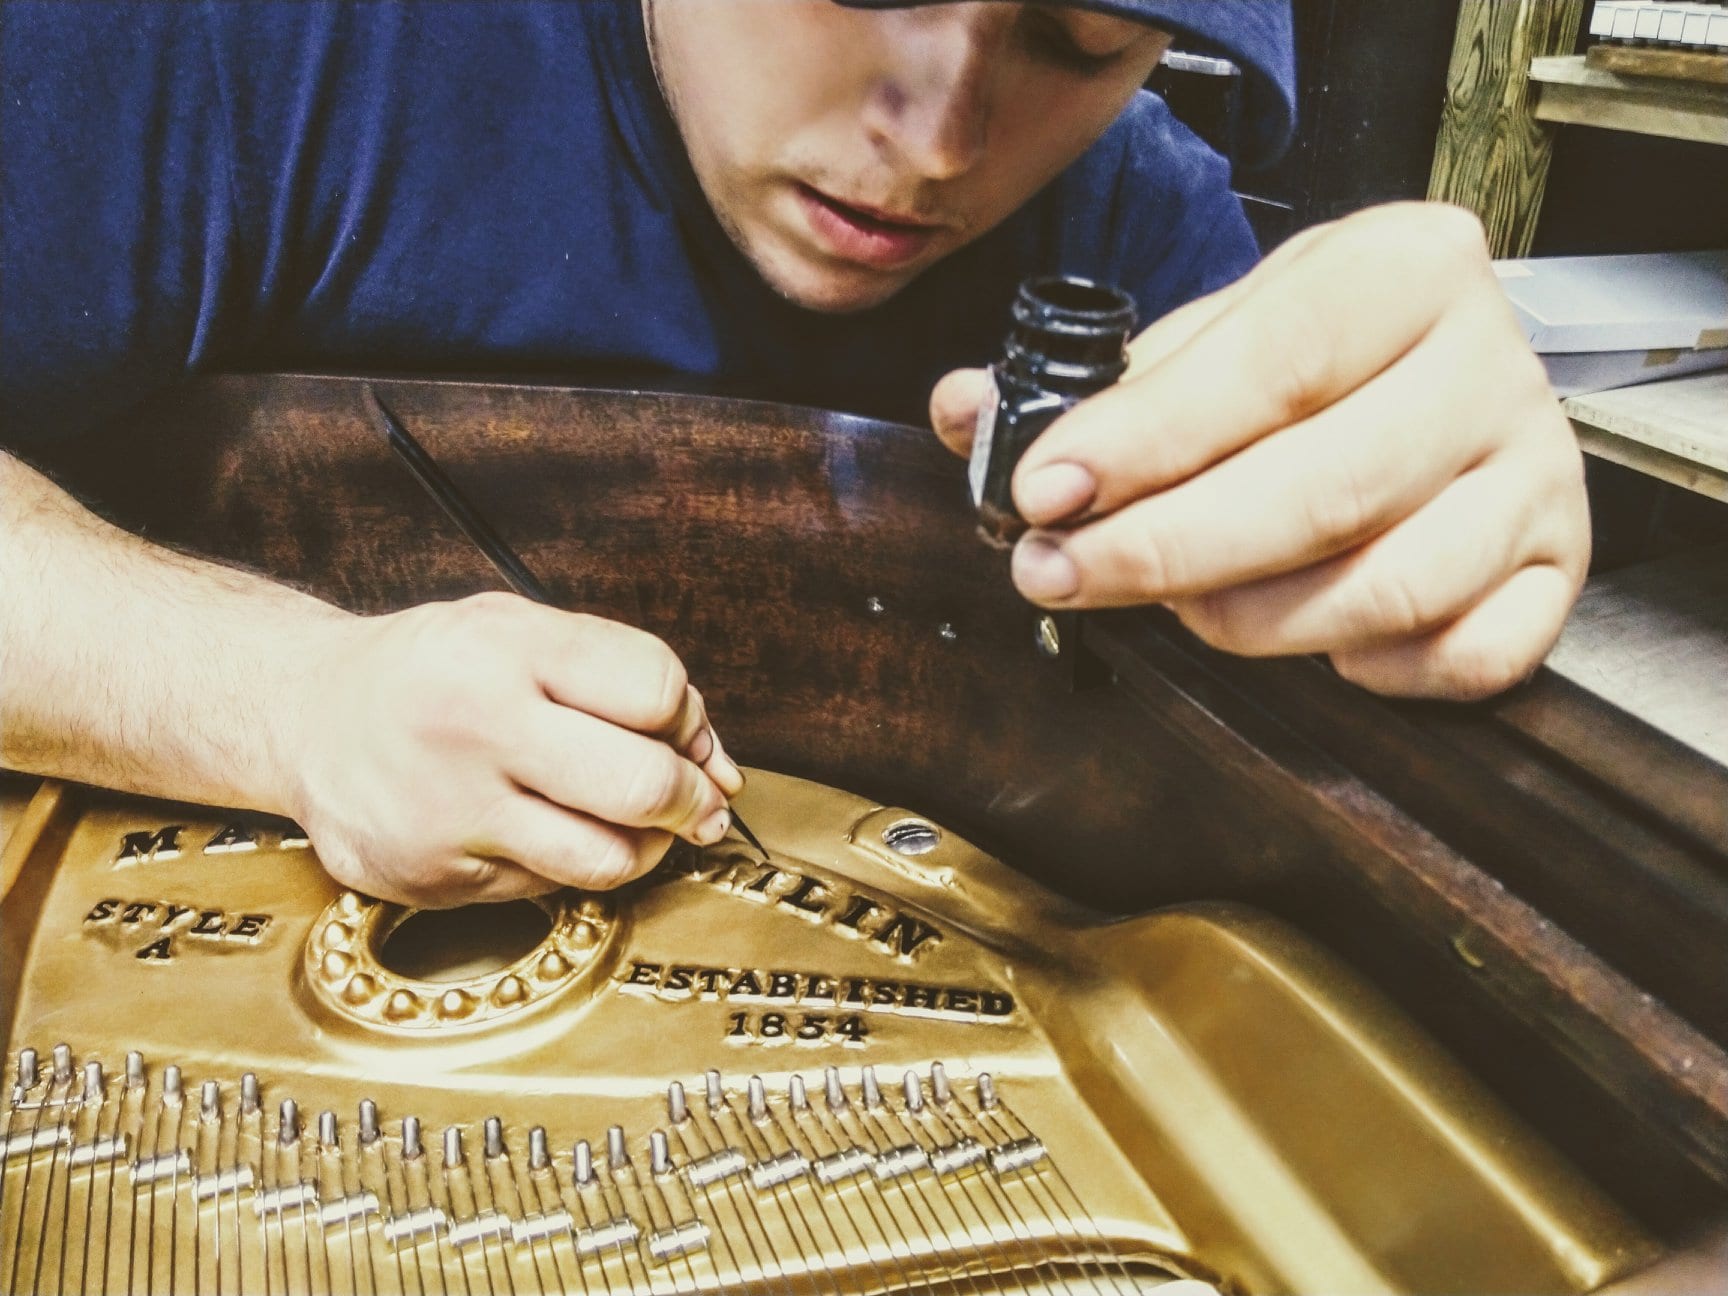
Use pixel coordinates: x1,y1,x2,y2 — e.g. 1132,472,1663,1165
31,373,1728,1235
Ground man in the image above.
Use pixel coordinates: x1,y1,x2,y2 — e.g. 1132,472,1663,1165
0,1,1589,908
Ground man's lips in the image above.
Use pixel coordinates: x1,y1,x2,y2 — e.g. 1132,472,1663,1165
793,184,943,270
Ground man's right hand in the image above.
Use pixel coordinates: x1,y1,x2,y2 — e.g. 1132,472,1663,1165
290,593,743,908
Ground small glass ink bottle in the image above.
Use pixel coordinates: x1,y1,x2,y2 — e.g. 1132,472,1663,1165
969,275,1136,548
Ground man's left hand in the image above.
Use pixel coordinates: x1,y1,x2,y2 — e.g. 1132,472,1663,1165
930,202,1590,702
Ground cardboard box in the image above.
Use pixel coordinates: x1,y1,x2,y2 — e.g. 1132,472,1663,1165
1494,249,1728,397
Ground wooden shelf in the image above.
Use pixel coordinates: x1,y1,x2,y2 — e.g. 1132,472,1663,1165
1546,543,1728,768
1565,370,1728,501
1529,54,1728,145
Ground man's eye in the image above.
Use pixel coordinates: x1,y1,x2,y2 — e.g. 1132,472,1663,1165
1020,14,1125,74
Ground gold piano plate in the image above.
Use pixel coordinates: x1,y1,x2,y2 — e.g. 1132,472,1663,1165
0,771,1655,1294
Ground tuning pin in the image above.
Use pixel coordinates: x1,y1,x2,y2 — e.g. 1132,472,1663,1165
84,1061,105,1104
200,1080,220,1122
902,1070,924,1114
705,1070,724,1110
319,1111,337,1147
977,1073,998,1111
929,1062,952,1106
788,1075,809,1114
528,1127,549,1172
484,1117,504,1160
16,1048,39,1092
52,1044,73,1086
239,1072,259,1115
650,1130,672,1177
607,1125,627,1171
573,1139,594,1187
278,1099,299,1145
402,1117,423,1161
358,1100,380,1146
747,1075,768,1123
824,1067,848,1113
163,1065,184,1106
860,1066,882,1110
125,1051,145,1093
667,1081,689,1126
443,1127,464,1170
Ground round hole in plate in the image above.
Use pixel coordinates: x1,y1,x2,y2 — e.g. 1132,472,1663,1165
379,901,553,984
882,819,941,857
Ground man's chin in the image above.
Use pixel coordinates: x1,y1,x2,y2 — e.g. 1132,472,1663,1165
751,248,920,316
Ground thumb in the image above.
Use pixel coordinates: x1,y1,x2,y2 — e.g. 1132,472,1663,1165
929,367,992,458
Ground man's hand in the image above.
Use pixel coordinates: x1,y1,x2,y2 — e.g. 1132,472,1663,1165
0,456,741,910
291,593,743,907
931,202,1590,701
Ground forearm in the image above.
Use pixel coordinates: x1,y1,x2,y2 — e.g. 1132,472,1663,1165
0,452,353,816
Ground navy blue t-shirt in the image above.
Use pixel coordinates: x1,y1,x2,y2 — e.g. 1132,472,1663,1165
1,0,1258,449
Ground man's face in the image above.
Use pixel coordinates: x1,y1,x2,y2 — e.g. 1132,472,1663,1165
646,1,1172,314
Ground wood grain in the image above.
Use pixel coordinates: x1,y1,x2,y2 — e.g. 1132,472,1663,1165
1588,42,1728,87
1567,370,1728,500
1429,0,1586,256
1533,53,1728,144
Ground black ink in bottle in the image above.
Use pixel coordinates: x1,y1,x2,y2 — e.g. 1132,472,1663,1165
970,275,1135,548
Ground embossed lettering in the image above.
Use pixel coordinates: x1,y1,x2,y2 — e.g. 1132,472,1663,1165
229,914,270,940
83,899,276,957
872,914,940,958
672,856,944,961
903,984,938,1012
726,1011,871,1047
834,895,881,931
729,970,763,998
662,966,695,996
203,824,259,855
618,965,1014,1024
115,826,183,866
777,875,828,916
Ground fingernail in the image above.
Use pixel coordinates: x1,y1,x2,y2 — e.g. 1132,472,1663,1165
687,725,715,766
713,750,745,797
696,808,730,846
1016,463,1095,524
1013,533,1080,601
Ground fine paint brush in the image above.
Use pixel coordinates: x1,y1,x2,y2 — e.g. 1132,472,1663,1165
365,386,770,860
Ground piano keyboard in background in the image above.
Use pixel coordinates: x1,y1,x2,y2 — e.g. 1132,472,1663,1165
1591,1,1728,49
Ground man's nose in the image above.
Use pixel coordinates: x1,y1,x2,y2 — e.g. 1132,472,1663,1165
864,16,1000,182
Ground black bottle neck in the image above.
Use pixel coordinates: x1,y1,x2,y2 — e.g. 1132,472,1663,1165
1000,276,1136,396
